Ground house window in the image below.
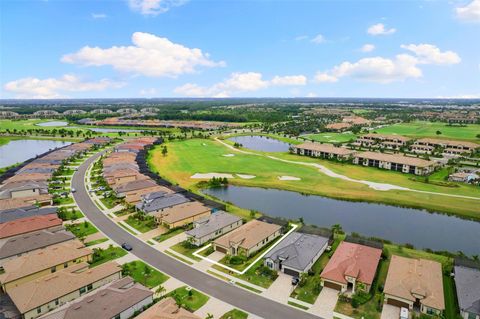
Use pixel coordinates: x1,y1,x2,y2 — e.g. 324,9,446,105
114,315,120,319
55,299,59,306
79,287,86,294
51,266,56,273
64,262,68,268
467,313,476,319
37,307,42,314
87,284,93,291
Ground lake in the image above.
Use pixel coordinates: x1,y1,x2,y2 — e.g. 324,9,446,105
204,185,480,256
228,135,290,152
0,139,72,168
36,121,69,127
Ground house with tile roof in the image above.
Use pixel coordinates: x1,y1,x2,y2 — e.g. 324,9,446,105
454,265,480,319
135,297,200,319
0,214,63,241
186,211,242,246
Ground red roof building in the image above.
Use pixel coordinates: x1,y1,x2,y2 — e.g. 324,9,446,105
0,214,63,239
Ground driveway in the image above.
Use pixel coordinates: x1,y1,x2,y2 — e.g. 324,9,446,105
195,296,234,318
309,287,339,319
381,304,400,319
262,272,295,303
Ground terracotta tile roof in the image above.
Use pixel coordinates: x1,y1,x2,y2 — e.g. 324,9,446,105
415,138,479,149
0,240,91,284
354,151,435,167
124,186,172,204
155,201,210,224
384,255,445,310
0,213,62,239
135,297,201,319
7,262,121,314
360,134,411,142
6,173,52,183
326,122,352,130
0,194,53,211
320,241,382,285
214,220,281,251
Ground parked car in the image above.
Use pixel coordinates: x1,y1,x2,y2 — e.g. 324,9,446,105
71,188,76,193
121,243,133,251
291,277,300,285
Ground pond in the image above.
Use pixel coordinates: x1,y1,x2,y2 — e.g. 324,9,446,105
36,121,69,127
228,135,290,152
204,185,480,256
0,139,72,168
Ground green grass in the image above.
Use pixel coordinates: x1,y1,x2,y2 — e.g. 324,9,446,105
57,208,84,221
167,286,210,312
118,222,137,234
154,228,184,242
124,215,157,233
164,250,194,265
443,274,460,319
288,301,309,310
89,246,127,267
85,238,109,246
375,121,480,142
100,196,120,209
170,241,203,262
213,258,277,289
148,138,480,221
122,260,169,288
53,196,74,205
302,132,357,144
220,309,249,319
66,221,98,238
235,281,262,293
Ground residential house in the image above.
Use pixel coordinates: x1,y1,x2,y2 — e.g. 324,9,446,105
449,172,479,183
0,181,49,200
150,201,212,229
292,142,356,160
0,214,63,242
384,255,444,315
103,169,149,187
264,232,329,277
6,262,121,319
352,151,436,175
38,277,153,319
0,206,57,224
0,193,53,210
213,220,282,257
454,265,480,319
354,134,411,150
185,211,243,246
326,122,352,131
124,186,172,205
135,297,200,319
411,138,479,155
0,229,75,266
0,240,92,292
136,192,189,214
320,241,382,293
113,180,158,198
342,116,372,126
6,173,52,184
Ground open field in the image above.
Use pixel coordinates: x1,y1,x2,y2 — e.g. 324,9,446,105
301,132,357,143
148,138,480,219
375,121,480,142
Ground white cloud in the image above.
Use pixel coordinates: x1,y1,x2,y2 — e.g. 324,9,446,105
401,44,461,64
174,72,306,97
360,44,375,53
455,0,480,23
3,74,125,99
314,72,339,83
310,34,325,44
367,23,396,35
91,13,107,19
139,88,158,96
128,0,188,15
62,32,224,77
295,35,309,41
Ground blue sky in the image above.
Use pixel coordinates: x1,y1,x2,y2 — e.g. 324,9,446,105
1,0,479,99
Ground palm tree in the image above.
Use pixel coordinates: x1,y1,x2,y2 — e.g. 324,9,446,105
155,285,166,299
205,314,214,319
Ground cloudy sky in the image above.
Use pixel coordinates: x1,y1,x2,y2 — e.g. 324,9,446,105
1,0,479,99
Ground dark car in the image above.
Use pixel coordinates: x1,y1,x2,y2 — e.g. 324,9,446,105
121,243,133,251
291,277,300,285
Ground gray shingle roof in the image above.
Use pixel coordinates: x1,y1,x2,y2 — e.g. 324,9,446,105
136,193,189,213
0,206,58,223
0,229,75,259
114,179,157,194
186,211,242,239
264,232,329,272
455,265,480,315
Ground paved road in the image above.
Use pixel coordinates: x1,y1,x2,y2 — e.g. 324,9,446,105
72,152,321,319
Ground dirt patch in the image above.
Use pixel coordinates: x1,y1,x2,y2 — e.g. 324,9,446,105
278,175,301,181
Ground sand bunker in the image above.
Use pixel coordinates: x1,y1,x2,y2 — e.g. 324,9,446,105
278,176,301,181
223,154,235,157
191,173,234,179
237,174,256,179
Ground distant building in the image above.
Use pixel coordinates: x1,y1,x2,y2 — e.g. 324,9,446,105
90,109,113,115
352,151,436,175
411,138,479,155
63,109,86,115
325,122,352,131
292,142,356,160
354,134,411,150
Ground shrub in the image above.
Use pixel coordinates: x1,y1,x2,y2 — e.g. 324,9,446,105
229,256,246,265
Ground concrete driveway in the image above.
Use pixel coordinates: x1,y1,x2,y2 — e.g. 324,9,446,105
195,296,233,318
381,304,400,319
262,272,295,303
308,287,339,319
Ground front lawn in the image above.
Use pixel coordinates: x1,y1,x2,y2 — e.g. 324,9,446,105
89,245,127,267
167,286,209,312
170,241,203,262
57,207,84,221
66,221,98,238
122,260,169,288
85,238,109,246
213,258,278,289
124,214,157,233
220,309,248,319
53,196,74,205
154,227,183,242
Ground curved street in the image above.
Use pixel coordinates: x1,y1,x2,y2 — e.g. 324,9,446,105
72,151,322,319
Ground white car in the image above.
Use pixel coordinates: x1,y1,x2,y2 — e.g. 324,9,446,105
71,188,76,193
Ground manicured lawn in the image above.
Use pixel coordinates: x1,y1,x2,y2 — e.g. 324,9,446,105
154,228,184,242
124,215,157,233
53,196,74,205
170,241,203,262
148,139,480,220
375,121,480,142
66,221,99,238
220,309,249,319
302,132,357,144
214,258,278,289
100,195,121,209
122,260,169,288
443,274,460,319
167,286,209,312
85,238,109,246
90,246,127,267
57,207,84,221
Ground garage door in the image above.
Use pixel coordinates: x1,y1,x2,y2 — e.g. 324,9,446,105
215,246,227,254
387,298,410,308
283,268,300,277
323,280,342,291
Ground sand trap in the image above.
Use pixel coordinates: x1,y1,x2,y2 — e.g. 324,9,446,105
237,174,256,179
191,173,234,179
202,143,207,146
278,175,301,181
223,154,235,157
